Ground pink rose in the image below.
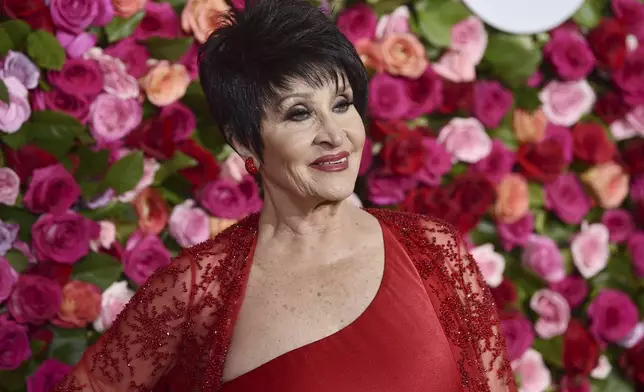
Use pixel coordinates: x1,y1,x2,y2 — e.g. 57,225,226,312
500,312,535,361
530,289,571,338
0,168,20,205
336,3,377,44
93,281,134,332
122,231,171,285
470,140,516,185
89,220,116,252
511,349,552,392
451,16,487,65
89,93,142,143
497,213,534,252
539,80,596,126
414,137,452,186
375,5,409,39
1,51,39,89
588,289,639,345
522,234,565,283
545,30,596,80
0,321,30,370
56,31,97,59
133,1,181,40
367,72,411,119
24,164,81,215
470,243,505,287
85,48,139,99
104,37,150,78
432,50,476,82
31,212,96,264
220,152,246,183
437,117,492,163
472,80,513,128
544,174,592,225
169,199,210,247
550,276,589,309
571,222,610,279
199,176,262,219
367,169,415,205
26,358,72,392
0,256,18,303
8,274,62,325
0,76,31,133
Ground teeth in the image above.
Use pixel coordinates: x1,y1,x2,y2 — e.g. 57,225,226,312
319,157,347,165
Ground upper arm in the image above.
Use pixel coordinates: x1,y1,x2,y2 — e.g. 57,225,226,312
54,254,196,392
421,217,517,392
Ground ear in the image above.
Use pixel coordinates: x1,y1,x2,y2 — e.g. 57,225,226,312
231,138,259,163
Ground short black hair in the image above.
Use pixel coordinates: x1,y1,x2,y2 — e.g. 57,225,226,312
198,0,368,159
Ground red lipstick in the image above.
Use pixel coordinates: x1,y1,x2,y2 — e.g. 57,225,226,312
309,151,350,172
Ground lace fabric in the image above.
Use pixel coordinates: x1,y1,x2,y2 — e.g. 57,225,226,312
53,209,517,392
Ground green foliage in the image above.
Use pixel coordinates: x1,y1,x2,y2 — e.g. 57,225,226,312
573,0,609,29
105,11,145,43
0,78,8,103
72,253,124,291
415,0,471,47
483,35,543,87
154,151,198,185
48,326,88,365
0,19,31,56
101,151,145,196
26,30,66,70
143,36,194,61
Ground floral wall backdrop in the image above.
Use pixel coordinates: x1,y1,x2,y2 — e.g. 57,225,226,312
1,0,644,390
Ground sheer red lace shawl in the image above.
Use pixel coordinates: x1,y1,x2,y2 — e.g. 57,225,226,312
54,209,517,392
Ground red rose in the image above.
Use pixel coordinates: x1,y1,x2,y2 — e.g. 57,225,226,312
1,0,55,32
401,186,469,230
587,18,628,70
620,338,644,385
563,319,600,376
380,131,426,175
439,80,473,115
490,279,518,310
594,92,631,124
126,117,176,160
517,139,567,183
369,120,410,142
449,173,496,228
3,145,58,183
177,139,220,189
621,139,644,174
572,123,616,164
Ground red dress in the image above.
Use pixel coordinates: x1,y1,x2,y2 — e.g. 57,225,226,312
54,210,517,392
220,223,463,392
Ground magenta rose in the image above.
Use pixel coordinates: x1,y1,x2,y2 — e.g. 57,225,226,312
550,275,589,308
368,73,411,120
42,88,91,123
50,0,99,33
0,256,18,303
472,80,513,128
497,213,534,252
588,289,639,345
403,67,443,118
613,48,644,106
414,137,452,186
0,321,31,370
200,177,262,220
612,0,644,40
627,231,644,277
544,174,592,225
89,93,142,143
602,209,634,243
31,212,97,264
546,124,574,164
367,168,416,205
500,312,535,362
169,199,210,248
23,164,81,215
159,102,196,141
56,31,97,59
8,274,62,325
359,137,373,176
27,358,73,392
179,42,200,80
470,140,516,185
104,37,150,78
544,30,595,80
122,231,171,285
336,3,377,44
47,58,104,99
133,1,181,40
521,234,565,283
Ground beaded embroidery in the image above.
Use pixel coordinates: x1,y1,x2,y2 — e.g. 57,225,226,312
54,209,516,392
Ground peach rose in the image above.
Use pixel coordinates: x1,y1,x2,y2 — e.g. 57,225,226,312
513,108,547,144
380,33,428,79
494,173,529,224
355,39,385,72
112,0,146,18
181,0,230,43
581,162,629,209
134,188,169,235
53,281,101,328
140,61,191,107
210,217,237,237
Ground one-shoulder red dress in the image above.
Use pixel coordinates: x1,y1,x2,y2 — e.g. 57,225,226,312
220,223,464,392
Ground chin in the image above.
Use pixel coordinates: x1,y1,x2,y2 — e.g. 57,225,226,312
313,179,356,202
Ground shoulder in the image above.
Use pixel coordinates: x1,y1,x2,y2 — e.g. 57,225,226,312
366,208,459,241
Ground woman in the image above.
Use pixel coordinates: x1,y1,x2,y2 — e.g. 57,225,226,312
55,1,517,391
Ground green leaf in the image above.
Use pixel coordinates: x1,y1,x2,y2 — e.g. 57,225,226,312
0,361,31,392
26,30,66,70
0,79,9,104
514,86,541,112
470,219,498,246
105,11,145,43
573,0,608,29
544,219,577,245
0,205,37,242
74,147,110,181
533,336,564,368
0,128,30,150
154,151,198,185
0,19,31,55
101,151,144,195
80,201,138,222
71,252,124,291
4,249,29,273
20,111,85,158
528,182,544,208
483,34,543,88
48,326,87,365
591,373,635,392
143,36,193,62
488,125,518,151
415,1,470,47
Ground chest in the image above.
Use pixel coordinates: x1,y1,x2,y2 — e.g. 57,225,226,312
221,232,385,383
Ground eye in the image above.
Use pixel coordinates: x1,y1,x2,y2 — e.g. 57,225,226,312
333,97,353,113
285,106,311,122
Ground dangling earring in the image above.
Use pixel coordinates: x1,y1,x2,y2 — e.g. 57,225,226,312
245,157,259,175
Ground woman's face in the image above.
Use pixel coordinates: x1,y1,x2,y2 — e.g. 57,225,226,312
259,76,365,203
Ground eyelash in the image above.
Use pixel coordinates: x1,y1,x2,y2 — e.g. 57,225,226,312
286,98,354,122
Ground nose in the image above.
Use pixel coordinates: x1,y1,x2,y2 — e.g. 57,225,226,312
313,116,344,148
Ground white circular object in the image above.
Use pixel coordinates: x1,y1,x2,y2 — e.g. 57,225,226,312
462,0,584,34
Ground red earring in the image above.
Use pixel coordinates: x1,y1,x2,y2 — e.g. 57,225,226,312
245,157,258,175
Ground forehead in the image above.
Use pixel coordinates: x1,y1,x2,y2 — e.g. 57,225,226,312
272,72,350,98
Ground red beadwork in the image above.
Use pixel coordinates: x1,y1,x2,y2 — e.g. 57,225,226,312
53,210,517,392
244,158,258,175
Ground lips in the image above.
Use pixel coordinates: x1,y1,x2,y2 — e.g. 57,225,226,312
309,151,350,172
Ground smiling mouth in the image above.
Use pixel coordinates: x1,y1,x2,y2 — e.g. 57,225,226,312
316,157,347,165
309,152,350,172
